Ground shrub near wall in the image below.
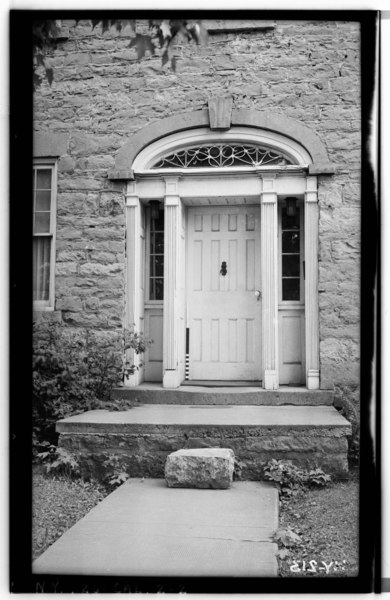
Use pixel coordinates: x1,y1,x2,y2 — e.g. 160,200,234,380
34,19,361,413
33,321,124,445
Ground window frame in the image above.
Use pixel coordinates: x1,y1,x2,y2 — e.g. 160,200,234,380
278,198,305,307
33,159,57,311
144,204,165,306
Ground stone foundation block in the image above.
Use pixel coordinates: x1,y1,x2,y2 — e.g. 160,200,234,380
165,448,235,489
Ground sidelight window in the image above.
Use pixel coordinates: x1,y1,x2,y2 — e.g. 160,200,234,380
148,207,164,300
280,205,303,302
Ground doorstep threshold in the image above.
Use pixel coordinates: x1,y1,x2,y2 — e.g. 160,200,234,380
181,380,263,388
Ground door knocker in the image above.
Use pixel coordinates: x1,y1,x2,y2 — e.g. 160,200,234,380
220,261,227,276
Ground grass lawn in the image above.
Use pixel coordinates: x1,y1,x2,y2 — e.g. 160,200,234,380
32,466,109,560
32,466,359,577
277,468,359,577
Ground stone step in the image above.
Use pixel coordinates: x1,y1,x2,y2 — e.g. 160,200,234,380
57,404,351,480
112,384,333,406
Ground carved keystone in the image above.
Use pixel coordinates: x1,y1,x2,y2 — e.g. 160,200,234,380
165,448,235,489
208,96,233,130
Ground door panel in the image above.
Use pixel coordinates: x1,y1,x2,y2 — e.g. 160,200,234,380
144,308,163,381
187,206,262,381
278,309,305,384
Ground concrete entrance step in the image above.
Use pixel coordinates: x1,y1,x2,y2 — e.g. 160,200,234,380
112,383,333,405
181,380,263,387
57,405,351,480
32,478,279,577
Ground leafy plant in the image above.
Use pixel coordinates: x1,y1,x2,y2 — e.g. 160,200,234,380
102,454,130,490
123,327,153,381
33,19,61,87
98,398,135,412
276,548,290,560
233,457,244,481
263,459,331,498
273,526,301,548
33,322,151,445
307,468,332,487
33,18,209,88
37,442,80,479
273,527,301,561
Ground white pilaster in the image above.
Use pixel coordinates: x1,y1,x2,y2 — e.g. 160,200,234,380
304,176,320,389
163,177,183,388
260,175,279,389
125,182,142,387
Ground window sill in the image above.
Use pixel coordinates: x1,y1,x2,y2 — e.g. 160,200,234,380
33,305,55,312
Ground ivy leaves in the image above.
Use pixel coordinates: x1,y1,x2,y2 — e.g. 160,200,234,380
263,459,332,499
91,19,136,33
33,19,60,87
273,526,301,562
273,526,301,547
129,34,156,60
130,19,209,71
33,18,209,87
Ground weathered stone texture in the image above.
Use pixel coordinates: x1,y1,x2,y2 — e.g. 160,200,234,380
34,19,361,404
165,448,235,489
58,420,350,482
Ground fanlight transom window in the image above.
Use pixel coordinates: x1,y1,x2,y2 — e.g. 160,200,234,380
152,144,294,169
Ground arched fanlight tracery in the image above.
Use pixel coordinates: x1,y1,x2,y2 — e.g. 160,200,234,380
151,143,295,169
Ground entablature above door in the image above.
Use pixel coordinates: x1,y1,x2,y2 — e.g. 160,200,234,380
126,172,308,203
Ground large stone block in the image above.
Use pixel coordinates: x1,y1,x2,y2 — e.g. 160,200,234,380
165,448,235,489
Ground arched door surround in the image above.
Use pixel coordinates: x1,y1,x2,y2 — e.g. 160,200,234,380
111,105,334,390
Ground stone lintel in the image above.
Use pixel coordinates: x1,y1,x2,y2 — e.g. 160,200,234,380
34,132,69,157
208,96,233,130
308,163,336,175
108,169,135,180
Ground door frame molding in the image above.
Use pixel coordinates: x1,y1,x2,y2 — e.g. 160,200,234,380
123,121,324,390
125,170,319,390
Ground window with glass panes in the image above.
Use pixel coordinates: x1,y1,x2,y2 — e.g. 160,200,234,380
281,206,301,301
149,209,164,300
33,163,56,307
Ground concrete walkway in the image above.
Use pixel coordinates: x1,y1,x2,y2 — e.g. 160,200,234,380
33,479,279,577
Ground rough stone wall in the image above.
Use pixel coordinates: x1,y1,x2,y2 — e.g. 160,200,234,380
33,19,361,400
59,425,350,481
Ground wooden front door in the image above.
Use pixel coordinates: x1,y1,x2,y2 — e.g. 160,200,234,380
187,205,262,381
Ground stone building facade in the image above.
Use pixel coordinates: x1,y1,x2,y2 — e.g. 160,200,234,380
33,19,361,411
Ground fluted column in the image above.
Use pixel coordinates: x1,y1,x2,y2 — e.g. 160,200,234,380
163,177,182,388
260,175,279,389
304,176,320,389
125,183,142,387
